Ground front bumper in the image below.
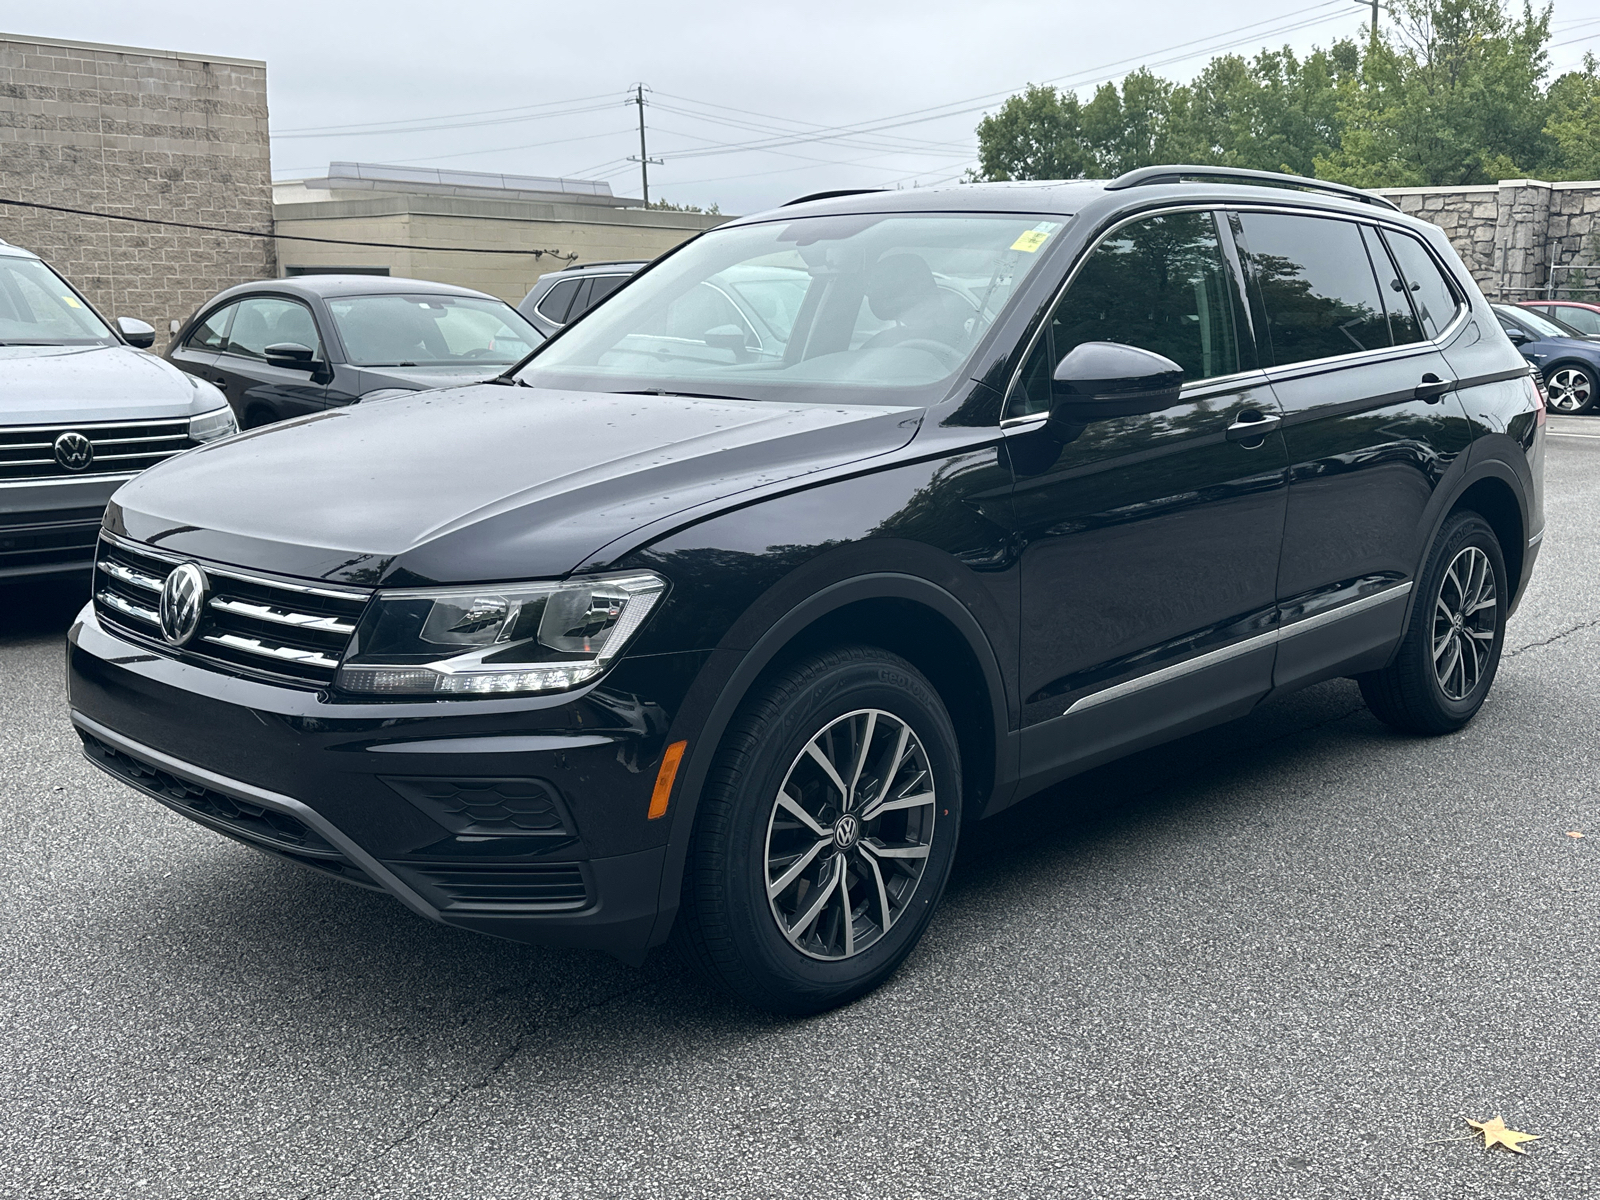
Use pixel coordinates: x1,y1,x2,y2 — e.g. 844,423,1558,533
1,475,133,580
68,603,710,962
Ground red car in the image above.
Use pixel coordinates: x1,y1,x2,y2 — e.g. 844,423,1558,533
1515,298,1600,337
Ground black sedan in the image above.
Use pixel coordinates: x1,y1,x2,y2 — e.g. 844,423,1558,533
1493,302,1600,414
167,276,543,427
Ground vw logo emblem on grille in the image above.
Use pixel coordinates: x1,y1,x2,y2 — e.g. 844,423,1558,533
833,813,861,851
54,431,94,472
158,562,209,647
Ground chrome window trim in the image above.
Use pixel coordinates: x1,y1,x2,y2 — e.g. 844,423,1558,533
71,712,441,924
1062,583,1412,715
1001,201,1473,424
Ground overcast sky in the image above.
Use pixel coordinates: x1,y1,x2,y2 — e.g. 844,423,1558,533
21,0,1600,214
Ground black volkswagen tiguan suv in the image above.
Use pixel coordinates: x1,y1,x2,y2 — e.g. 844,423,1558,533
69,167,1544,1014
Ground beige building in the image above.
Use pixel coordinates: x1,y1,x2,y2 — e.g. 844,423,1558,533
272,163,729,304
0,33,274,347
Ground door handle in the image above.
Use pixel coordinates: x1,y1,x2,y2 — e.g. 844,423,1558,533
1414,373,1456,403
1226,409,1281,445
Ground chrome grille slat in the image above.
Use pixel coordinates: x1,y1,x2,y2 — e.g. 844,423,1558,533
92,535,369,688
208,597,357,635
97,588,159,625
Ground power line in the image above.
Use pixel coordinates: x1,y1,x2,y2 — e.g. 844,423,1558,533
274,91,620,136
274,101,621,140
0,198,577,260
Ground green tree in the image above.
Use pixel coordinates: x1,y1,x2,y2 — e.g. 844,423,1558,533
1544,55,1600,178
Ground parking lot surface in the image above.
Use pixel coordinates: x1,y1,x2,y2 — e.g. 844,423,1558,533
3,417,1599,1199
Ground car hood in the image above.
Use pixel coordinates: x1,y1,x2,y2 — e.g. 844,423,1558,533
0,344,217,423
355,363,514,394
108,385,921,584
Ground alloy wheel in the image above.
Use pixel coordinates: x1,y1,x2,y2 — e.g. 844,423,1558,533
1431,545,1497,701
1545,366,1593,412
763,708,937,961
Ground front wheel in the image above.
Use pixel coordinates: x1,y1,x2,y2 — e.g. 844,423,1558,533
673,646,962,1014
1544,363,1598,414
1357,511,1508,735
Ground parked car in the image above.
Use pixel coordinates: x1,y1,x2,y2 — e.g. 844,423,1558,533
70,166,1543,1014
1492,302,1600,413
518,260,644,338
0,239,235,583
167,276,543,428
1514,298,1600,337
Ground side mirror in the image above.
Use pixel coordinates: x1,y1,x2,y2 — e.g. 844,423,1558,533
1503,327,1531,346
1050,341,1184,428
116,317,156,349
264,342,318,371
703,323,754,363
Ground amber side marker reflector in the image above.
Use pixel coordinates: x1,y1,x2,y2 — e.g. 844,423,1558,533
648,740,688,820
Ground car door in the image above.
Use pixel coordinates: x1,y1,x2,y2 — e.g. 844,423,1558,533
1006,208,1290,788
212,295,331,426
1232,210,1476,691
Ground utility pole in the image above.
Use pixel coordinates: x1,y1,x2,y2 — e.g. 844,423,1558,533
628,84,663,207
1354,0,1380,41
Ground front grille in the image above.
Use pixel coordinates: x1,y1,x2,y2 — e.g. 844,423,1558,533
388,862,590,912
79,731,379,887
93,535,369,688
1,418,193,482
0,508,102,572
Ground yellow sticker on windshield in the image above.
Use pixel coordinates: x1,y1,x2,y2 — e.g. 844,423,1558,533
62,296,82,308
1010,230,1050,253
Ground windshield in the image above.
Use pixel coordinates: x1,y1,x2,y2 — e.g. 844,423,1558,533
0,255,116,347
515,213,1065,404
1501,305,1576,340
328,294,542,367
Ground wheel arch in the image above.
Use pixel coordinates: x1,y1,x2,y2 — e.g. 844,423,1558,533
646,572,1012,947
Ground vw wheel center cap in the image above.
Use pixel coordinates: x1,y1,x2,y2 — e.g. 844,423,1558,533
833,813,861,851
53,431,93,471
158,562,209,646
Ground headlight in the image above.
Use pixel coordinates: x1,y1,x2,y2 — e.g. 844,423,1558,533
336,571,667,697
188,406,238,442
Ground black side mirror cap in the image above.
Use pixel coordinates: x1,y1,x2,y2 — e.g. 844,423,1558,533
1050,341,1185,427
1503,327,1531,345
264,342,318,371
115,316,156,349
704,324,754,362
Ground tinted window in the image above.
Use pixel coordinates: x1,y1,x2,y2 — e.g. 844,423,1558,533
1238,213,1391,365
326,294,540,366
536,278,582,323
1362,226,1423,346
226,297,322,362
186,303,235,351
1553,305,1600,335
1008,210,1242,418
1499,305,1569,340
1381,230,1461,341
584,274,627,311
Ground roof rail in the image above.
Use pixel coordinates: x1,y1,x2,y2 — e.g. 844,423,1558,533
783,188,888,207
1105,165,1401,212
563,259,647,270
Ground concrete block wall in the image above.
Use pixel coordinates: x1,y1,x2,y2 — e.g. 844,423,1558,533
1376,179,1600,299
0,34,274,346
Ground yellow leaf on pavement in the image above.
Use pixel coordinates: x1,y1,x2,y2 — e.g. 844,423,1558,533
1466,1115,1541,1154
1566,831,1585,838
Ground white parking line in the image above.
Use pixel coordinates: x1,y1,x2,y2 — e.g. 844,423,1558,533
1547,430,1600,439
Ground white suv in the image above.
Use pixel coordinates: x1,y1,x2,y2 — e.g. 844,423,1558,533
0,240,236,583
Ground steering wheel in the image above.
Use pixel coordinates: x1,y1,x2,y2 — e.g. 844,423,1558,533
893,338,963,369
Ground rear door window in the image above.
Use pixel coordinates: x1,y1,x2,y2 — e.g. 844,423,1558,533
1362,226,1424,346
536,278,583,323
1236,212,1392,365
580,274,627,314
1554,305,1600,335
1379,229,1462,341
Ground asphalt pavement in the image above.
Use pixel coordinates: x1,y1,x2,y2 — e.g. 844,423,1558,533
4,417,1600,1199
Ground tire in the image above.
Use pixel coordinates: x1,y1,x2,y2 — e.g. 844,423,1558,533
1543,362,1598,415
673,645,962,1015
1357,511,1508,735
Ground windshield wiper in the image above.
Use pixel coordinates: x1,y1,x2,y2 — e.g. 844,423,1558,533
618,388,752,402
489,375,531,386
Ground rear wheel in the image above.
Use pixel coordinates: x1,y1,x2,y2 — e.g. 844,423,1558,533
243,405,275,429
1544,363,1598,414
673,646,962,1014
1357,511,1507,735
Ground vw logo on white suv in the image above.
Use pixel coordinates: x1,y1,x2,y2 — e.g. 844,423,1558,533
158,563,209,646
53,431,93,471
